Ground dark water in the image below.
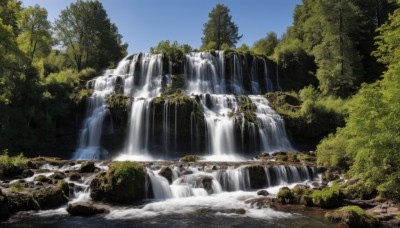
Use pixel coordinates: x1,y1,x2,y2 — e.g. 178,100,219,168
4,208,344,228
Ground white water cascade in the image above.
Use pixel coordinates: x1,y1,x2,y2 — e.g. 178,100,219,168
74,51,293,160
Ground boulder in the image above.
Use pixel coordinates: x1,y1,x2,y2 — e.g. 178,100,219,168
33,186,69,210
68,172,82,181
245,197,277,209
22,169,34,178
325,206,378,228
7,192,40,212
50,171,66,180
367,202,399,221
66,202,109,216
197,175,213,194
79,161,95,173
34,175,52,183
277,187,294,204
159,167,173,184
90,161,147,204
246,165,267,189
257,190,269,196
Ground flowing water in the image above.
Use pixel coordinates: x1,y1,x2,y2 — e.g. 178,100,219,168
74,51,291,161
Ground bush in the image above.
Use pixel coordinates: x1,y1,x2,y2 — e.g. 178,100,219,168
311,183,343,208
277,187,294,204
325,206,378,228
377,173,400,202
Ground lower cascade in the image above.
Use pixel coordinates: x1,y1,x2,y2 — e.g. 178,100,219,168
73,51,293,160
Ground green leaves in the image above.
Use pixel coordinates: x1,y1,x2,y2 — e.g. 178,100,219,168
201,4,242,50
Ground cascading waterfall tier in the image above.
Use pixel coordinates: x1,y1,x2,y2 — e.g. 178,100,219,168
73,51,291,160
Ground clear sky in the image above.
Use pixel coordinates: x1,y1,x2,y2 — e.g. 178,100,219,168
21,0,302,54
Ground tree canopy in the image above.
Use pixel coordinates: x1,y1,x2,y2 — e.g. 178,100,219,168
55,0,127,71
201,4,242,50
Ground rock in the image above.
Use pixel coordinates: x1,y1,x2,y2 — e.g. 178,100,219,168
257,152,270,160
198,175,213,194
34,175,52,183
68,172,82,181
325,206,378,228
79,161,95,173
7,192,40,212
159,167,173,184
22,169,34,178
367,202,399,221
246,165,267,189
198,208,246,215
33,186,69,210
57,180,70,197
90,161,147,204
50,171,66,180
257,190,269,196
245,197,277,209
0,189,10,221
179,155,200,162
66,202,109,216
277,187,294,204
311,184,343,209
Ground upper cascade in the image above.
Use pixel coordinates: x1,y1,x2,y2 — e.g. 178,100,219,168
73,51,294,160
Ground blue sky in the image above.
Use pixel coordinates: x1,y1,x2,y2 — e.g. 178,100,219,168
21,0,302,54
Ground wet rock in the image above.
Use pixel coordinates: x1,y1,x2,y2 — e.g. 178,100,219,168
66,202,109,216
367,202,399,221
90,162,147,204
257,190,269,196
246,165,267,189
0,189,10,221
33,186,69,210
7,192,40,212
198,175,213,194
245,197,277,209
34,175,52,183
79,161,95,173
50,171,66,180
325,206,378,228
179,155,201,162
68,172,82,181
277,187,294,204
22,169,34,178
198,208,246,215
257,152,270,161
159,167,173,184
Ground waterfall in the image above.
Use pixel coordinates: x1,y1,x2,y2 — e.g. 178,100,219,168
146,165,318,200
75,51,294,160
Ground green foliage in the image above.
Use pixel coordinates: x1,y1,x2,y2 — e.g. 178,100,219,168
325,206,378,228
311,183,342,208
10,181,24,193
277,187,294,204
236,44,250,53
201,4,242,50
55,0,127,71
252,32,279,56
109,161,145,185
150,40,192,54
0,151,28,170
316,129,349,168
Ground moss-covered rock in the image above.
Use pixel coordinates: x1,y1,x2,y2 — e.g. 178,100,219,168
325,206,378,228
71,89,93,106
79,161,95,173
106,93,131,125
50,171,66,180
158,167,174,183
7,192,40,212
34,175,52,183
179,155,201,162
90,161,147,204
68,172,81,181
33,185,69,210
311,183,343,208
246,165,267,189
57,180,70,197
277,187,294,204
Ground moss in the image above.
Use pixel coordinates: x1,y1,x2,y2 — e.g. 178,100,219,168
68,172,81,181
396,214,400,221
179,155,201,162
106,94,131,110
34,175,52,183
265,92,301,118
71,88,93,105
57,180,70,197
277,187,294,204
33,186,69,210
50,171,66,180
9,182,25,193
325,206,378,228
8,192,40,212
312,183,343,208
90,161,147,203
0,152,29,178
343,182,377,200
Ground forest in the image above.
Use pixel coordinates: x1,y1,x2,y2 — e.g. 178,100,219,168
0,0,400,225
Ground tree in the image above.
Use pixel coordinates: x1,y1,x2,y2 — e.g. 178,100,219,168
201,4,242,50
150,40,192,54
252,32,279,56
17,5,52,66
55,0,127,71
